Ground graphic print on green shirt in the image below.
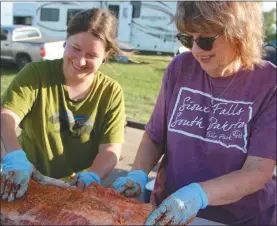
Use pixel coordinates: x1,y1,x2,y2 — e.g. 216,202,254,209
49,111,94,139
1,59,125,179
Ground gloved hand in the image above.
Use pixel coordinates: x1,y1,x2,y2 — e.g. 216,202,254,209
145,183,208,225
1,150,33,202
75,171,101,189
111,170,148,197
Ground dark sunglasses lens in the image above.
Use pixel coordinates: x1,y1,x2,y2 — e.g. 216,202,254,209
197,38,214,51
177,35,193,49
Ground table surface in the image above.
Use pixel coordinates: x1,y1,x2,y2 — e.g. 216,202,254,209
189,217,226,225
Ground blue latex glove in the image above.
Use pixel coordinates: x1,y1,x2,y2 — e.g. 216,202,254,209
112,170,148,197
75,171,101,189
145,183,208,225
1,150,33,202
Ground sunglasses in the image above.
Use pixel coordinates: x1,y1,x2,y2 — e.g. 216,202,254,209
176,33,221,51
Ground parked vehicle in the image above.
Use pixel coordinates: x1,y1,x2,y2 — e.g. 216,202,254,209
12,1,185,55
264,43,276,65
0,25,64,70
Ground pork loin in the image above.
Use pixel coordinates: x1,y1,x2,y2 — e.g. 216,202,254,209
1,180,153,225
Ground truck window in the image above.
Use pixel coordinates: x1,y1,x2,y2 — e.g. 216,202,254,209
67,9,85,25
0,29,8,41
40,8,59,22
131,1,141,18
13,29,41,41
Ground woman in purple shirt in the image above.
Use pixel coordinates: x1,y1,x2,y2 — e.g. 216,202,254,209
112,2,276,225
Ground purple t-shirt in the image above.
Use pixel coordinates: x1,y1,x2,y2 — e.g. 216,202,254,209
146,52,276,225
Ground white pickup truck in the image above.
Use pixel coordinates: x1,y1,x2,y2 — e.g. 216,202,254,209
1,25,65,70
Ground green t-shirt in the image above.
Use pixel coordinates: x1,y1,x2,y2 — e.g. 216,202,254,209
1,59,125,179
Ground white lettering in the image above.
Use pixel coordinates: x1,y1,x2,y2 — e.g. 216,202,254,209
179,97,210,113
168,87,253,153
212,103,244,116
170,112,205,129
232,130,243,139
206,131,217,138
207,117,245,131
219,134,232,141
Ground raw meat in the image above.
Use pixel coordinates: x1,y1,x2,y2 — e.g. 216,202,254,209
1,180,153,225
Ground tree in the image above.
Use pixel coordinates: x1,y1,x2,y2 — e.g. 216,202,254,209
263,8,276,43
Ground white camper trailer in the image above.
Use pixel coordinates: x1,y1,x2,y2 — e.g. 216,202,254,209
34,2,101,37
13,2,36,26
1,2,13,26
31,1,184,55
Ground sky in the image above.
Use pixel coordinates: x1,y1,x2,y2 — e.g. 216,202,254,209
1,1,276,22
262,2,276,12
1,1,276,11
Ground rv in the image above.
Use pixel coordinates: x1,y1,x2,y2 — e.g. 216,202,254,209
0,2,37,26
21,1,185,55
13,2,36,26
1,2,13,26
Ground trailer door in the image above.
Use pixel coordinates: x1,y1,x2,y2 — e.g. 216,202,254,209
118,5,132,42
107,3,133,43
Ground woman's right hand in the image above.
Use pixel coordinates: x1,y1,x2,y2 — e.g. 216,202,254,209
1,150,33,202
111,170,148,197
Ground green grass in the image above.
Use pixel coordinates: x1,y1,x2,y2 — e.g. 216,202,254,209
0,54,172,123
1,67,17,96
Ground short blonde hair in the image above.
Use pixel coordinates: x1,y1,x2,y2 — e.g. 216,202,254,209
175,2,265,70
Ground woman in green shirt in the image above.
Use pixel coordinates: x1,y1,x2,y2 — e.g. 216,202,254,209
1,8,126,202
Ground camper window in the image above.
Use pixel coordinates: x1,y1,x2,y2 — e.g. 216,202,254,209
14,16,33,25
108,5,120,19
67,9,85,25
131,1,141,18
40,8,59,22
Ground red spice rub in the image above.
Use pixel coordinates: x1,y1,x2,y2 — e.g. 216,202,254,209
1,180,153,225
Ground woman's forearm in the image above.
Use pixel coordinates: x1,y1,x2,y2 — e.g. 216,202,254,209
88,143,122,180
1,109,22,158
200,157,275,206
200,170,263,205
131,132,164,174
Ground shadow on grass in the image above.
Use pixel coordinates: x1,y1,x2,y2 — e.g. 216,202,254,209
154,67,166,73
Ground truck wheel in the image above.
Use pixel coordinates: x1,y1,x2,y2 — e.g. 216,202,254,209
16,55,31,71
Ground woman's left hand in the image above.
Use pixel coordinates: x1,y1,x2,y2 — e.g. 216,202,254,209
145,183,208,225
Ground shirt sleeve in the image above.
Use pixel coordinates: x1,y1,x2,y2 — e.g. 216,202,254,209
247,86,276,161
1,63,39,120
100,83,125,144
145,62,173,146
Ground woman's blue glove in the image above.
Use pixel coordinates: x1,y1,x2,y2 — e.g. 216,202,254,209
75,171,101,189
111,170,148,197
145,183,208,225
1,150,33,202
